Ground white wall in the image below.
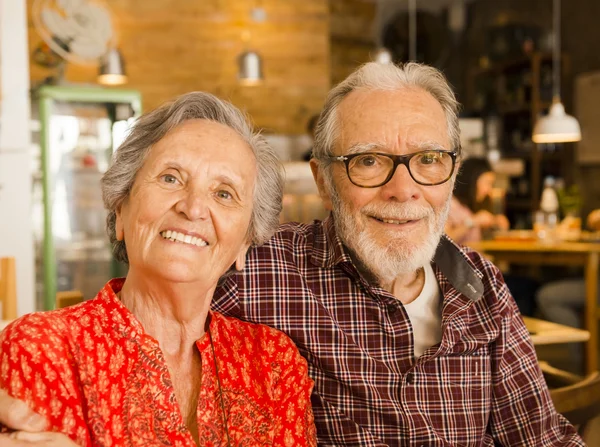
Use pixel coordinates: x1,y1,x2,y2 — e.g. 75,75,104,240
0,0,35,315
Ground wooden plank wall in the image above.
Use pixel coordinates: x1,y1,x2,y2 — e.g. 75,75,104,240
27,0,330,134
329,0,375,86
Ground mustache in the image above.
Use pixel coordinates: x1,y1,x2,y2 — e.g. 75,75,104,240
361,202,434,220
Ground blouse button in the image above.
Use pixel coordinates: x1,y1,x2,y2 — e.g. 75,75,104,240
406,372,415,384
387,304,397,315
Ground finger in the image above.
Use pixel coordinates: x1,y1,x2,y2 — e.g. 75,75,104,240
0,432,37,446
12,431,54,441
12,431,79,446
0,390,47,432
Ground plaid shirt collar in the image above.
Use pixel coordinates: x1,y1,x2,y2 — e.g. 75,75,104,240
311,215,484,303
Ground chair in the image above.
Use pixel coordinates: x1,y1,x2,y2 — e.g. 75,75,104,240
541,361,600,436
55,290,84,309
0,257,17,320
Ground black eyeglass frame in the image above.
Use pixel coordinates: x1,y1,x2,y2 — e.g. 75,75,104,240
327,149,459,188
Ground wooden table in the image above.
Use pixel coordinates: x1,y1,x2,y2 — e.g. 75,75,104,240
470,239,600,373
524,316,590,345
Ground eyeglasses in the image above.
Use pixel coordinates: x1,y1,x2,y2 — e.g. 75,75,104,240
328,150,458,188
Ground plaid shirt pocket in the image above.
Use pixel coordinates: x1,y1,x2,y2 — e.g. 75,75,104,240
415,347,492,446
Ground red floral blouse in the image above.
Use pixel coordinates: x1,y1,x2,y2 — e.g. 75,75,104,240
0,279,316,446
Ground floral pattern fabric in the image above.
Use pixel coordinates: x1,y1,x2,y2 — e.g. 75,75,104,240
0,278,316,446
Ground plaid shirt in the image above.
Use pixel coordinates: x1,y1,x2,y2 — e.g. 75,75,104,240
212,217,583,446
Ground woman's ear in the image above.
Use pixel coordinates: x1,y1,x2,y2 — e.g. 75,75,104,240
115,208,125,241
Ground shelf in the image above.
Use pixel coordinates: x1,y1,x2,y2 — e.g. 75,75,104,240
467,50,574,214
471,52,554,77
498,103,532,115
505,198,534,210
501,151,532,159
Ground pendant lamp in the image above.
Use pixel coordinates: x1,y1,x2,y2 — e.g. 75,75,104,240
373,47,393,64
372,0,392,64
238,50,263,85
372,0,416,64
532,0,581,143
408,0,417,61
237,6,265,85
97,48,127,86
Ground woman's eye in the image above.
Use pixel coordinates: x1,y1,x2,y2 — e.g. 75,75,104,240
161,174,179,184
217,190,232,200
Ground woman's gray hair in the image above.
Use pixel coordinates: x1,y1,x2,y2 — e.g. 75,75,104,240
101,91,284,263
312,62,461,165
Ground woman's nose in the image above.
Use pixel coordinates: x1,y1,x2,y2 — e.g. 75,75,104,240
174,190,210,220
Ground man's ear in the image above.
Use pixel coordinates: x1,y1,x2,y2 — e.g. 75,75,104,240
310,159,333,211
234,243,251,271
451,159,462,189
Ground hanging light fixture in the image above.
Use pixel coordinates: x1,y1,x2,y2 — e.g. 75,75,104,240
532,0,581,143
373,47,393,64
237,5,265,85
238,49,263,85
372,0,392,64
97,48,127,86
408,0,417,61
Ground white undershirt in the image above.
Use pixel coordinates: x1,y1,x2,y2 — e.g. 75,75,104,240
402,263,442,358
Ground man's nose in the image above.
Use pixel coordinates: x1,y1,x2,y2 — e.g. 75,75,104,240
379,164,421,202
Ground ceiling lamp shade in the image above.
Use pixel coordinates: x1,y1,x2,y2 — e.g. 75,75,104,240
532,98,582,143
532,0,581,143
373,47,393,64
97,48,127,86
238,50,263,85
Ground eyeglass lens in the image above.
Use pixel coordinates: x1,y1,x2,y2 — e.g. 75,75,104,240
347,151,454,187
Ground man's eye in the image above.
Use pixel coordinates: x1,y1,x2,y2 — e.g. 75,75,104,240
418,153,439,164
357,155,378,167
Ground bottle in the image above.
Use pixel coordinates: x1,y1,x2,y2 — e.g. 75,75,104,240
536,176,559,241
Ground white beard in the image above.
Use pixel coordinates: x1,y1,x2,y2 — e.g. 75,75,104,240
331,190,451,287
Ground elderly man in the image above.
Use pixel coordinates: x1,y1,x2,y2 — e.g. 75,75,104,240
1,62,582,446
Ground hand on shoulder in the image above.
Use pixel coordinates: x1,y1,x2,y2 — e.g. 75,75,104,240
0,389,77,446
0,430,79,446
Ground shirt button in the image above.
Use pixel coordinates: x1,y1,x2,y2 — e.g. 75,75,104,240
387,304,397,315
406,372,415,384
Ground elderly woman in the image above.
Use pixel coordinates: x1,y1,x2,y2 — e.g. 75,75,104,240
0,92,316,446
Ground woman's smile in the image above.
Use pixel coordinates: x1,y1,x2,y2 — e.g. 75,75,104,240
160,230,208,247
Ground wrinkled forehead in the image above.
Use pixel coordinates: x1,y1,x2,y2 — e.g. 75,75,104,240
142,119,257,186
334,87,451,154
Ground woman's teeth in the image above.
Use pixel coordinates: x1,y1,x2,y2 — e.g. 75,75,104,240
160,230,208,247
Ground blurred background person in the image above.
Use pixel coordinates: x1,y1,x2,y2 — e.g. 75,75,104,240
537,208,600,329
445,157,509,244
446,157,537,316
